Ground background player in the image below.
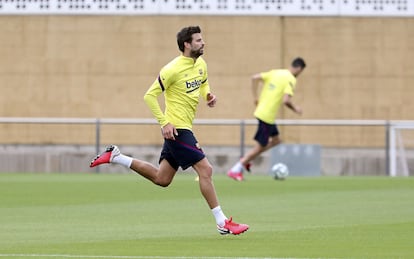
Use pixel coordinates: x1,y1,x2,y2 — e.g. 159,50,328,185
90,26,249,235
227,57,306,181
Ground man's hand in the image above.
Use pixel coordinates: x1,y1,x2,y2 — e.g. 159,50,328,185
162,123,178,140
283,94,302,116
207,93,217,107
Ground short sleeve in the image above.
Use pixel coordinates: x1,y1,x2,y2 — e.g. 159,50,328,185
284,80,296,96
260,70,274,81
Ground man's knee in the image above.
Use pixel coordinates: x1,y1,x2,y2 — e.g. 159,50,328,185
200,164,213,177
154,160,176,187
154,177,172,187
153,171,173,187
271,137,282,146
196,162,213,179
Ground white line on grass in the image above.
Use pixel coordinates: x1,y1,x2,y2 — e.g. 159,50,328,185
0,254,336,259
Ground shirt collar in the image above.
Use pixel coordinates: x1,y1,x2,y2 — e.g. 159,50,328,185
180,54,198,65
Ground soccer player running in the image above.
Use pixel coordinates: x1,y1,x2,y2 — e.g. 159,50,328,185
227,57,306,181
90,26,249,235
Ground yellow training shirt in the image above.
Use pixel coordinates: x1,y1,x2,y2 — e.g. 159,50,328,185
253,69,296,124
144,55,210,130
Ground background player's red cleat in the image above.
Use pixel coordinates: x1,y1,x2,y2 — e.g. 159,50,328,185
227,171,244,181
90,145,120,167
244,162,251,172
217,217,249,235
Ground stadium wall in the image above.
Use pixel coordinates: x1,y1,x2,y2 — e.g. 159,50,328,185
0,145,396,176
0,16,413,148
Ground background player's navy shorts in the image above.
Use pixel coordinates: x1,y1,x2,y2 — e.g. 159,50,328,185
159,129,205,170
254,118,279,147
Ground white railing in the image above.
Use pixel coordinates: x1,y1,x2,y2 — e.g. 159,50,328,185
0,0,413,16
0,117,412,176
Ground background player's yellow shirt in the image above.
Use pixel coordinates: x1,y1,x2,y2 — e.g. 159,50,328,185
253,69,296,124
144,55,210,130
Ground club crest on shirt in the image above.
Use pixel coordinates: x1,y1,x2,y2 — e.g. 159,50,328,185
199,69,203,75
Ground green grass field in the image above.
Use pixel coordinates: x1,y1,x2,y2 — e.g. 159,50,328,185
0,173,413,259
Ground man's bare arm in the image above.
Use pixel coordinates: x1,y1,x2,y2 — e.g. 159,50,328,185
251,73,263,106
283,94,302,115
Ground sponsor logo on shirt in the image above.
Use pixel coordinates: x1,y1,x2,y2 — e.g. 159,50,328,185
185,79,202,93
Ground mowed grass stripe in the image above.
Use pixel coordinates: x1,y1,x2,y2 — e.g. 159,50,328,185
0,173,413,259
0,254,336,259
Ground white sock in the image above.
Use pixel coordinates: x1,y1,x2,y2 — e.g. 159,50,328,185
230,161,243,173
112,154,133,168
212,206,227,227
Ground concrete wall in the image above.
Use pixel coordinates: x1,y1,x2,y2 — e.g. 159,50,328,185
1,144,411,176
0,16,413,148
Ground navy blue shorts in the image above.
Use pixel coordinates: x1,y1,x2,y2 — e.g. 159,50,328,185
254,118,279,147
159,129,205,170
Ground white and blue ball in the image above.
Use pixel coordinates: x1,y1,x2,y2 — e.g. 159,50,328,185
271,163,289,180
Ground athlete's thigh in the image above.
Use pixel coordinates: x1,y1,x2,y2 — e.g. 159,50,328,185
254,119,278,147
192,157,213,177
157,158,177,184
270,135,281,145
168,129,205,170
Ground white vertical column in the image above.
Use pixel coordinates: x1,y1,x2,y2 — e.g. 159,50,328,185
389,126,397,177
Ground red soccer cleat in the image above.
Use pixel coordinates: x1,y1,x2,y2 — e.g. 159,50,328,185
90,145,120,167
227,171,244,181
244,162,252,173
217,217,249,235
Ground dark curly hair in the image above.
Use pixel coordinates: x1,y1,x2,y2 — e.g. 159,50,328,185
176,26,202,52
291,57,306,69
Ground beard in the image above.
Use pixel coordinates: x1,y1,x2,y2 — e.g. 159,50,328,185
190,48,204,59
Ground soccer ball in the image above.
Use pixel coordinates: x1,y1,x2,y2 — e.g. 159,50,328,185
271,163,289,180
